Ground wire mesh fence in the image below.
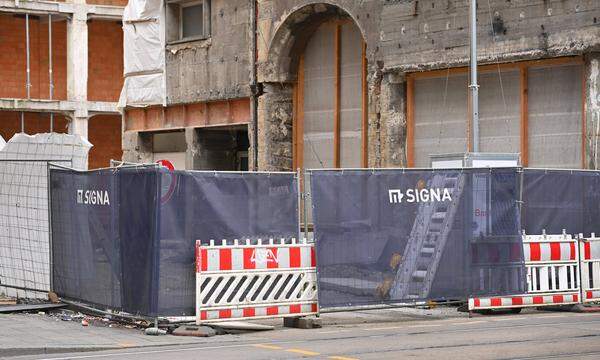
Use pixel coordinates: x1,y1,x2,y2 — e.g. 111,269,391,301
0,159,71,298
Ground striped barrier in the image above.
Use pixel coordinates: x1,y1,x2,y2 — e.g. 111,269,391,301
195,238,318,324
469,231,580,311
580,235,600,303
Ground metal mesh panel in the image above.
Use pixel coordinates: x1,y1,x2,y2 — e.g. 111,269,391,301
309,168,525,309
0,133,88,298
414,74,468,167
528,64,583,168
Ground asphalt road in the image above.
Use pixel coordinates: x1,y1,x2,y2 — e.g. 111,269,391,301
15,311,600,360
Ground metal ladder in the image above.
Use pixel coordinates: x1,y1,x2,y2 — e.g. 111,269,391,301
390,172,466,300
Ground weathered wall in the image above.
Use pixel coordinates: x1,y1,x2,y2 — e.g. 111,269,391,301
254,0,600,170
165,0,252,104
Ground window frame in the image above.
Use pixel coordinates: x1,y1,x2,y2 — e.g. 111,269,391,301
405,56,585,169
167,0,211,44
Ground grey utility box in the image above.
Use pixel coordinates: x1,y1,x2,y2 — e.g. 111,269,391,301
430,152,520,169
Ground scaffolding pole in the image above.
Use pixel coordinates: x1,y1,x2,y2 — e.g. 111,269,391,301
469,0,480,152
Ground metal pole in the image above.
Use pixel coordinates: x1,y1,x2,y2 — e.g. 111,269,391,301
297,168,302,242
469,0,479,153
49,14,54,132
20,112,25,133
25,13,31,99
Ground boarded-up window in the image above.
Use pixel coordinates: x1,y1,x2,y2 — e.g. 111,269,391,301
528,64,582,168
300,20,364,169
478,70,520,154
303,23,335,169
414,74,468,167
339,23,362,168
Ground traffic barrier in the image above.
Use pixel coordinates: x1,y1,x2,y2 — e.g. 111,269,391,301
195,238,318,324
469,232,580,311
580,235,600,303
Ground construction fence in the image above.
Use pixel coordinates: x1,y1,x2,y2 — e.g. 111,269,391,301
4,161,600,320
49,166,299,317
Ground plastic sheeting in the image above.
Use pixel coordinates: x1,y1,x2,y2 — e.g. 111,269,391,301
0,133,90,299
50,167,299,316
309,168,526,309
118,0,166,108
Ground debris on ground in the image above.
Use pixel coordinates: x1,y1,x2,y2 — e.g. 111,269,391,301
144,327,167,336
171,325,216,337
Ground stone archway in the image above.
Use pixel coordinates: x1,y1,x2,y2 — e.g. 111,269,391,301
256,3,369,171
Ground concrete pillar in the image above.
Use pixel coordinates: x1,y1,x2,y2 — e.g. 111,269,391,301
379,71,407,168
69,115,88,139
67,3,88,103
185,127,201,170
256,83,293,171
122,131,153,164
585,52,600,169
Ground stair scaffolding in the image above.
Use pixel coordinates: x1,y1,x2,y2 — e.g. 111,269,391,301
391,172,466,300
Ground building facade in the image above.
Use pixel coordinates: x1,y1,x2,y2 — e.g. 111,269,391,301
0,0,125,169
122,0,600,171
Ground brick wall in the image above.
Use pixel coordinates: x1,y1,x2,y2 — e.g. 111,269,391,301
88,114,123,169
0,14,67,100
88,20,124,102
0,111,69,142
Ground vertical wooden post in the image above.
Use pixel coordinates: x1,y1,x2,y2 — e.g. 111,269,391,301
361,40,368,168
333,23,341,168
406,75,415,167
520,65,529,167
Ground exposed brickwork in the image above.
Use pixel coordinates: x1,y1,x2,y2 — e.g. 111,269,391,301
88,20,124,102
0,111,68,142
88,114,122,169
0,14,67,100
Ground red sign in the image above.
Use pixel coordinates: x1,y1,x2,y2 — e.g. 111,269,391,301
156,159,175,171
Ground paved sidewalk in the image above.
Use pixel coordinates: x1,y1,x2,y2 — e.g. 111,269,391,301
0,306,462,358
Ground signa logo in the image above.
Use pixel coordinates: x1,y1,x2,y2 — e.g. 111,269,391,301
388,188,452,204
77,189,110,206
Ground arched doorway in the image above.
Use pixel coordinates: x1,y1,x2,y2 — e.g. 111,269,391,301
293,18,367,169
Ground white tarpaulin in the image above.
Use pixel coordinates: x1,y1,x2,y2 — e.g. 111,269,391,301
118,0,166,108
0,133,91,298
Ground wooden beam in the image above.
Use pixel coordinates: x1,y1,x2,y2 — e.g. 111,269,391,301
520,65,529,167
408,56,584,80
333,23,341,168
361,40,368,168
406,75,415,167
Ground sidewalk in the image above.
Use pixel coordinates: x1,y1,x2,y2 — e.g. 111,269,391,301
0,306,463,358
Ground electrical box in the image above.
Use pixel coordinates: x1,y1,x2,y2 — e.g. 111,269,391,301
430,152,520,169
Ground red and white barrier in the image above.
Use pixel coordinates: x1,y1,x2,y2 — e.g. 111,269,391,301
469,232,580,311
580,235,600,303
195,238,318,324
